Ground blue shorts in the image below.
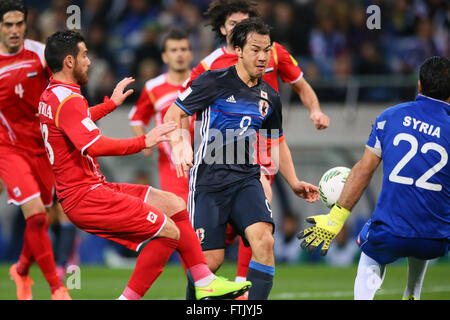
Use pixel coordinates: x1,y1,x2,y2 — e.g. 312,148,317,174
189,177,274,251
357,219,450,265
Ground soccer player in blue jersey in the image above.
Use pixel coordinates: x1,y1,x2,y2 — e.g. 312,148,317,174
298,56,449,300
165,18,319,300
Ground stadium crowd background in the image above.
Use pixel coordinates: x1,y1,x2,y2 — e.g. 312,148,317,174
22,0,449,104
0,0,448,267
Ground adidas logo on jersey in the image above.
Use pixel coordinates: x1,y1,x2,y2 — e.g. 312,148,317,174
226,95,236,103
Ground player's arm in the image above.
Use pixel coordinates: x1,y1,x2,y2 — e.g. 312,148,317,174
290,77,329,130
165,71,217,177
336,147,381,210
262,94,319,202
86,123,176,157
89,77,135,121
297,148,381,256
164,102,192,178
57,93,176,158
275,42,329,130
275,138,319,202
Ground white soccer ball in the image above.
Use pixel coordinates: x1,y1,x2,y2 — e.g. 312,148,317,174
318,166,351,208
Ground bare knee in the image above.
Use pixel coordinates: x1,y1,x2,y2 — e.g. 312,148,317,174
158,217,180,240
147,188,186,216
245,223,274,265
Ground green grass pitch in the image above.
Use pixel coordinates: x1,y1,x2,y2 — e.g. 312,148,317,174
0,261,448,300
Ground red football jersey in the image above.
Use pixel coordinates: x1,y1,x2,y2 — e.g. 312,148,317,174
186,42,303,92
0,39,50,155
128,73,194,171
39,78,105,212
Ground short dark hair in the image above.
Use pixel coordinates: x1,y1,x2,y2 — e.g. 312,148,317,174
230,17,271,50
160,28,190,52
45,30,85,73
0,0,27,22
205,0,259,42
419,56,450,101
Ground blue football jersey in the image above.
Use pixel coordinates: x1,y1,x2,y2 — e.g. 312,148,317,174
366,94,449,239
174,66,283,190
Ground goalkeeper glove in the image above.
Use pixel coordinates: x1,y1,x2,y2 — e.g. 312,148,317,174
297,204,350,256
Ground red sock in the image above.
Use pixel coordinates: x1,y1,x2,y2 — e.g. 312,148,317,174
124,237,178,299
171,210,212,282
16,238,34,276
24,213,62,293
236,237,252,279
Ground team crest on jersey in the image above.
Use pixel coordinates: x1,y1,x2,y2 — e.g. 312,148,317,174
259,99,269,117
196,228,205,244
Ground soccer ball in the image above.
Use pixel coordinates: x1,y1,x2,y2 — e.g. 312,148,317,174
318,166,351,208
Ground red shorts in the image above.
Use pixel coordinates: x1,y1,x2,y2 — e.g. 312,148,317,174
159,163,189,204
65,182,166,251
0,146,55,207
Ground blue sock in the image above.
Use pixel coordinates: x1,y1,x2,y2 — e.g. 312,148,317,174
185,270,196,300
57,224,76,267
247,260,275,300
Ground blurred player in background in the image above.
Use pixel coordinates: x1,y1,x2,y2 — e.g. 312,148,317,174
40,30,250,300
0,0,70,300
165,18,319,300
129,28,194,204
298,56,449,300
183,0,329,297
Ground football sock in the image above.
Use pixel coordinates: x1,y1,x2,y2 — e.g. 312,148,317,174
185,270,196,300
354,252,386,300
236,237,252,281
247,260,274,300
57,223,77,267
403,257,428,299
16,238,34,276
24,213,62,293
123,237,178,299
171,210,213,284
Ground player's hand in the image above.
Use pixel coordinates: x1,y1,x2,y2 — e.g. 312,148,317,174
110,77,135,106
290,180,320,202
297,204,350,256
310,111,330,130
171,140,193,178
144,122,177,149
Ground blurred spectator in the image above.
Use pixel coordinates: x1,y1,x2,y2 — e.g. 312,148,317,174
17,1,450,105
38,0,72,39
397,18,442,74
309,16,346,77
132,23,163,77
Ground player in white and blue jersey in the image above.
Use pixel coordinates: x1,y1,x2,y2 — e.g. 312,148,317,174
165,18,319,300
298,56,449,300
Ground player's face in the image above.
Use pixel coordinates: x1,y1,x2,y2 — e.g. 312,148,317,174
73,42,90,86
237,32,271,79
220,12,249,44
162,39,193,73
0,11,26,53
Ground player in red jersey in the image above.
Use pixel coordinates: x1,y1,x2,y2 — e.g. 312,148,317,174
0,0,70,300
129,29,195,204
182,0,330,298
40,30,251,300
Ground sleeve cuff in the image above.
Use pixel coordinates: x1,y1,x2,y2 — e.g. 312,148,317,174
174,100,193,116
